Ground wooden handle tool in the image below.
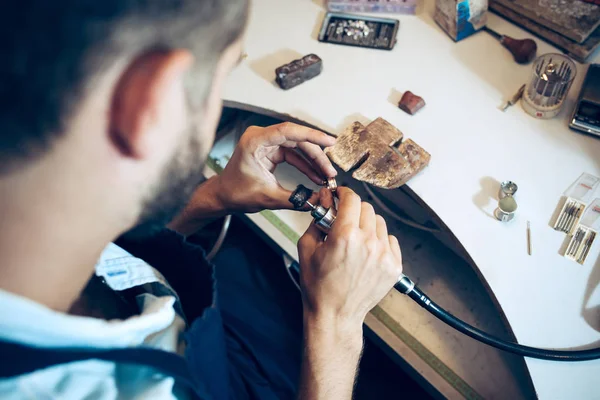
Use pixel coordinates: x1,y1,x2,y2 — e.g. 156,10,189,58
483,26,537,65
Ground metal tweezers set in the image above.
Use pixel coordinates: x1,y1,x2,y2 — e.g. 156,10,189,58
566,227,597,265
554,199,585,234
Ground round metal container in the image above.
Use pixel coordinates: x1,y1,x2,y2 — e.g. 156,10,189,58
495,196,518,222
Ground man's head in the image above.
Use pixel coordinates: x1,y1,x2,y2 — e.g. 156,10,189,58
0,0,248,236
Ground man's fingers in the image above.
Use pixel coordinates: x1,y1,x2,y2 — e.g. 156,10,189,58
282,149,322,184
375,215,389,245
298,142,337,178
298,221,326,253
333,187,362,230
388,235,402,264
359,202,376,234
318,187,334,209
263,122,336,149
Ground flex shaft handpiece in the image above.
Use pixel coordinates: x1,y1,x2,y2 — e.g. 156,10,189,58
288,184,409,284
288,184,600,361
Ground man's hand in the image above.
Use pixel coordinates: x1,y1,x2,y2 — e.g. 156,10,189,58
299,186,402,328
168,123,336,235
297,187,402,400
215,123,337,213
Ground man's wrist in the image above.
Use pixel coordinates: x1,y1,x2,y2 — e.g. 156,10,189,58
167,176,230,236
303,310,364,354
208,175,230,212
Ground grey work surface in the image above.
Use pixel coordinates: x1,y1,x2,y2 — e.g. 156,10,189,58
213,108,536,399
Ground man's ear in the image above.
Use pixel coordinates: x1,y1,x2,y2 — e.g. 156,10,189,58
109,50,194,159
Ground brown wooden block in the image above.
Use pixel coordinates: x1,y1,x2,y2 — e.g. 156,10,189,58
398,91,426,115
325,122,369,172
396,139,431,186
325,118,430,189
352,150,411,189
365,117,404,145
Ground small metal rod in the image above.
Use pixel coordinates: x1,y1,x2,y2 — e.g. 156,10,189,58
568,229,585,257
564,204,577,231
556,201,572,231
566,229,581,256
578,232,596,263
501,84,526,111
574,232,584,257
527,221,532,255
564,206,575,231
567,205,583,232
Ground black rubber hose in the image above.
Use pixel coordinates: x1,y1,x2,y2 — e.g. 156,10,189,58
398,282,600,361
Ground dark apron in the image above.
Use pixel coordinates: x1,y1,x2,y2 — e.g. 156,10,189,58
0,228,302,399
119,228,300,400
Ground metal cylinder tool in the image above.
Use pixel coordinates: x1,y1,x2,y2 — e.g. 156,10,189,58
289,184,337,233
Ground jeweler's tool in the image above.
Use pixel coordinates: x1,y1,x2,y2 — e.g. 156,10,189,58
482,26,537,64
566,204,585,234
555,200,585,233
290,182,600,361
290,185,336,233
557,202,573,231
500,85,526,112
522,54,577,119
567,228,585,258
578,231,596,264
527,221,532,255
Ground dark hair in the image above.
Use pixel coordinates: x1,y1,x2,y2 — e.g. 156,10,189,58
0,0,248,172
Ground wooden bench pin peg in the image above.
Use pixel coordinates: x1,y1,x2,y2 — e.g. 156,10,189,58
398,91,426,115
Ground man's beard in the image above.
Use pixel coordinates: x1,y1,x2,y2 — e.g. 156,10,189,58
123,125,207,239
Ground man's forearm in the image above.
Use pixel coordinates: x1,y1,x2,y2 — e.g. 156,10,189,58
167,176,229,236
299,314,364,400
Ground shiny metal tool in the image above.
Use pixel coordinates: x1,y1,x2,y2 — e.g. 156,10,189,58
500,85,526,112
305,199,337,233
578,231,596,264
527,221,532,256
567,228,585,258
290,183,337,233
555,200,584,233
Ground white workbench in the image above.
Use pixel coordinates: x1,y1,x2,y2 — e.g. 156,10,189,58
219,1,600,398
